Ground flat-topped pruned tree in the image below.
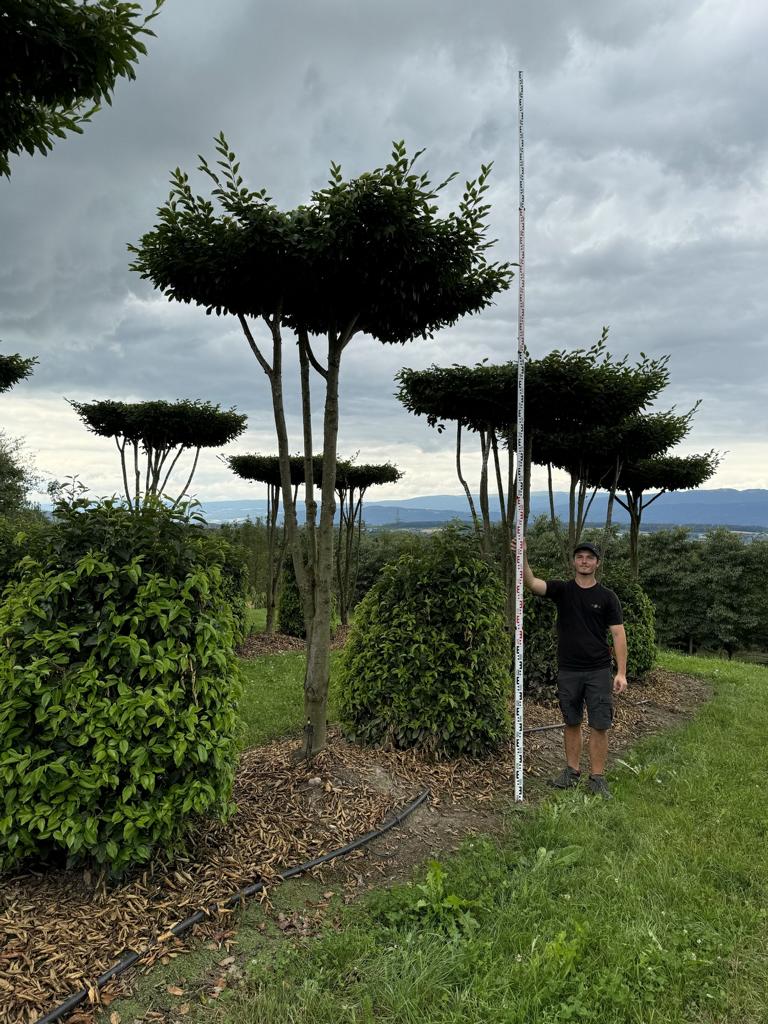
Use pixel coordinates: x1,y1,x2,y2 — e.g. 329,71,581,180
540,406,694,570
334,461,402,624
615,450,721,577
1,0,164,177
130,136,512,755
71,398,246,510
228,453,325,635
397,333,671,588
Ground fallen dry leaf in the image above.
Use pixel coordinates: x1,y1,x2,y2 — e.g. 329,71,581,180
166,985,185,997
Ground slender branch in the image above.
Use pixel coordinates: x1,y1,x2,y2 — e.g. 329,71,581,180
238,313,273,377
339,314,360,350
301,331,328,379
491,430,507,532
478,428,492,554
144,446,152,502
642,489,668,511
116,436,133,511
298,327,318,603
158,444,187,497
133,442,141,509
548,462,569,571
171,446,201,509
456,422,481,540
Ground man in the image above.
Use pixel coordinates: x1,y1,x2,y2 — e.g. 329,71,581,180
521,540,627,799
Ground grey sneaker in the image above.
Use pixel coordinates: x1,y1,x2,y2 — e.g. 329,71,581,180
548,766,581,789
588,774,612,799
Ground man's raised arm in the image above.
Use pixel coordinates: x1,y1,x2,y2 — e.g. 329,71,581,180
512,539,547,596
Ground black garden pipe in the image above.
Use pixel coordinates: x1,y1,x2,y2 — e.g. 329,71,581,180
35,789,430,1024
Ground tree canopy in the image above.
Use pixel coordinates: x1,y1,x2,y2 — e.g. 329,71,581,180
0,347,37,393
616,449,721,576
1,0,163,176
228,453,326,488
71,398,246,509
130,136,511,344
130,136,512,755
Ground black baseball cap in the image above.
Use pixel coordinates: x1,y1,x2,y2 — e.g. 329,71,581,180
573,542,601,558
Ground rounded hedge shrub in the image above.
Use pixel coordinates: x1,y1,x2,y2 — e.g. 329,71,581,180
0,498,241,875
278,562,305,638
338,530,511,758
602,569,656,681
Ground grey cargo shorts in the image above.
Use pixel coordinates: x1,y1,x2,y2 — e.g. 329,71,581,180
557,667,614,730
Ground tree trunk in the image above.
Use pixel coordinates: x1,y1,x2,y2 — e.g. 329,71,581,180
302,335,344,755
478,428,492,555
456,422,482,543
265,482,280,635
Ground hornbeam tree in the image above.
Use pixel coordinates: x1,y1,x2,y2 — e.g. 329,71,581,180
1,0,164,177
541,406,692,570
533,341,670,568
130,136,512,755
615,451,721,577
71,399,246,509
397,334,670,592
334,461,402,624
228,453,325,635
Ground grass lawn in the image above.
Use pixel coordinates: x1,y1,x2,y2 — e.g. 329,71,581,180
187,652,768,1023
235,652,341,750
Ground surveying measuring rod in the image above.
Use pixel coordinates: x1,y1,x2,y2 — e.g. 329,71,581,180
514,70,526,802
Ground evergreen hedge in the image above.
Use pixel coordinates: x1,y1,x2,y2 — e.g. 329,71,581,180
338,530,511,758
0,499,241,875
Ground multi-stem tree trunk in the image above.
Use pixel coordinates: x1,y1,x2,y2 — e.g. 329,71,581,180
239,312,354,757
455,422,482,543
336,486,364,626
303,336,345,753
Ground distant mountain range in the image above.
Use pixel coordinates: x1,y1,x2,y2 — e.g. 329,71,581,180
198,488,768,530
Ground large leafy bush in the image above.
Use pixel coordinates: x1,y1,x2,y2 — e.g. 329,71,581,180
277,562,305,638
601,569,656,680
0,499,241,875
338,530,511,757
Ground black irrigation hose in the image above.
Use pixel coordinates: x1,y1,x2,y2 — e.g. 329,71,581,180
35,788,431,1024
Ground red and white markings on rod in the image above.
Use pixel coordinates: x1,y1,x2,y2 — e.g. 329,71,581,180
513,70,526,803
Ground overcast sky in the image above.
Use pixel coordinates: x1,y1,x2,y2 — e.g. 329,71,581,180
2,0,767,505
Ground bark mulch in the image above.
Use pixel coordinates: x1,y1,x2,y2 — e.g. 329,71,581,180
0,667,709,1024
236,626,350,658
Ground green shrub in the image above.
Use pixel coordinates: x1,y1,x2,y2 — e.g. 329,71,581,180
0,498,241,875
278,561,305,638
602,569,656,681
0,510,50,592
338,529,511,758
521,597,559,697
203,531,249,642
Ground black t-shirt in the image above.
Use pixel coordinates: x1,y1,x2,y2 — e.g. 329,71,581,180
544,579,623,671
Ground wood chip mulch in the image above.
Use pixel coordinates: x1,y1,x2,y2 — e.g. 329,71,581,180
236,626,350,658
0,667,709,1024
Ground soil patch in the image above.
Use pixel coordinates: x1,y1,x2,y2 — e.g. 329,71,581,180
0,668,710,1023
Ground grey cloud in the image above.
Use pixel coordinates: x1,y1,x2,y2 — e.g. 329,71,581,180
1,0,766,497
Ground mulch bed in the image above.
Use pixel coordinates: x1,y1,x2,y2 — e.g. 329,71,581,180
236,626,350,658
0,666,709,1024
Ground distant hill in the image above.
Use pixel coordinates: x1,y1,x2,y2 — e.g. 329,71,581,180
198,488,768,530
